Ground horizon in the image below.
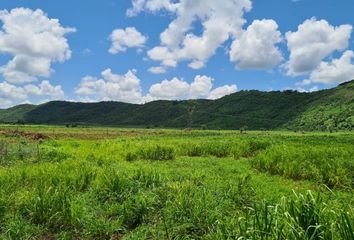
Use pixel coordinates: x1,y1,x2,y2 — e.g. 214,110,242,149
1,0,354,108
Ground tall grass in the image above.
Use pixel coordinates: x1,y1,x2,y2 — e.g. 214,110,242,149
0,127,353,239
251,144,354,189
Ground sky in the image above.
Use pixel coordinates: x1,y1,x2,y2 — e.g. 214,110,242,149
0,0,354,108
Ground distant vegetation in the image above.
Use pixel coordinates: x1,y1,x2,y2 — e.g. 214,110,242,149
0,126,353,239
1,80,353,131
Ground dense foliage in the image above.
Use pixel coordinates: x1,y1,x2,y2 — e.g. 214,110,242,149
0,125,353,239
1,80,353,131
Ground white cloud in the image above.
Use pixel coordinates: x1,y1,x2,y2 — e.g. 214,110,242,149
190,75,213,98
75,69,144,104
148,66,167,74
0,80,64,108
0,8,76,84
148,78,190,100
208,85,238,100
291,85,319,93
146,75,237,100
109,27,147,54
285,18,352,76
188,61,205,70
24,80,64,99
127,0,178,17
230,19,283,69
309,86,319,92
142,0,252,70
75,69,237,103
308,50,354,84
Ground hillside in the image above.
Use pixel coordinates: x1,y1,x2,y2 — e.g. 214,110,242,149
0,104,36,123
1,80,353,131
286,80,354,131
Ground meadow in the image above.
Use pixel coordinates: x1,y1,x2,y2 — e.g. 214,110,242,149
0,125,353,239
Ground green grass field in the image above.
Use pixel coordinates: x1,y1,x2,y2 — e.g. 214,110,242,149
0,125,353,239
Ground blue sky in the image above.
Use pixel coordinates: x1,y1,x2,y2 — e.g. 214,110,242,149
0,0,354,108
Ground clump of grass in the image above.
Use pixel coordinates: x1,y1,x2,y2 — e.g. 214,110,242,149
233,140,271,159
0,198,6,223
126,145,175,161
163,182,222,238
182,141,233,158
41,149,70,163
141,145,175,161
203,142,231,158
2,216,42,240
131,170,164,189
235,191,335,239
337,209,354,239
122,193,152,230
21,184,73,231
251,144,354,189
95,170,134,203
184,145,204,157
283,192,326,239
72,168,97,192
125,152,138,162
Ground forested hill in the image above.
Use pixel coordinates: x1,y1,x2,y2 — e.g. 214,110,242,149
1,80,353,131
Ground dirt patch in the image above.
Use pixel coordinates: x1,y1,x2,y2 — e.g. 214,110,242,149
0,129,49,141
38,234,56,240
111,232,125,240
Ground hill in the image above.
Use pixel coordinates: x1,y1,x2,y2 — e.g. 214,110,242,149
0,104,36,123
1,80,353,131
286,80,354,131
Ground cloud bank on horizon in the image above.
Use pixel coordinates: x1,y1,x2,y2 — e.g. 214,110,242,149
0,0,354,108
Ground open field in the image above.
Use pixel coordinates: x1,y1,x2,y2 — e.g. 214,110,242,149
0,125,353,239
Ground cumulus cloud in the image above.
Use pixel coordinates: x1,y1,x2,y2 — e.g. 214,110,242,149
0,82,27,104
285,18,352,76
127,0,178,17
208,85,238,100
75,69,237,103
290,86,319,93
75,69,144,103
139,0,252,70
148,78,190,100
230,19,283,69
109,27,147,54
24,80,64,99
148,66,167,74
147,75,237,100
308,50,354,84
0,8,76,84
0,80,64,108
